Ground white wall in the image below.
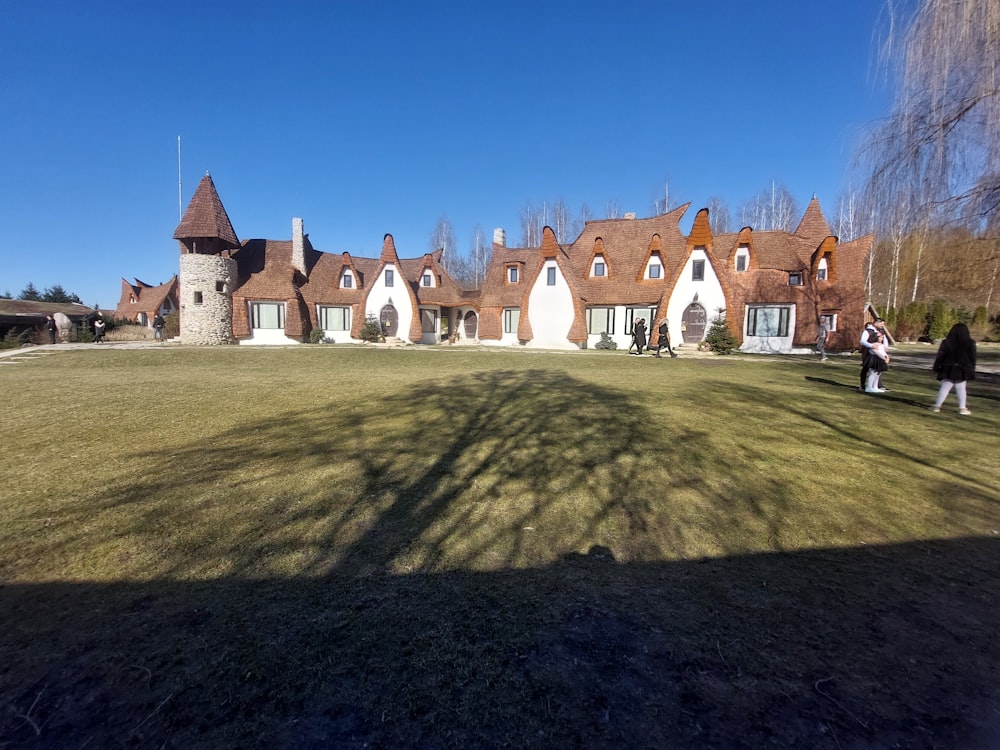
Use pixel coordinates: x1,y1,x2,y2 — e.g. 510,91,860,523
365,264,414,342
665,248,726,343
526,261,577,350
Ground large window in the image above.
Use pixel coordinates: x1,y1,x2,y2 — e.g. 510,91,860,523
587,307,615,335
746,306,791,337
251,302,285,329
318,306,350,331
421,309,438,333
625,307,656,335
503,308,520,334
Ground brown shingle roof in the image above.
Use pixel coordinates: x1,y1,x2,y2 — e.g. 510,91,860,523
794,197,833,242
173,173,239,247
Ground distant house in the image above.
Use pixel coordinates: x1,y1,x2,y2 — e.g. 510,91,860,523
0,299,98,341
113,277,179,327
478,199,872,353
172,174,476,345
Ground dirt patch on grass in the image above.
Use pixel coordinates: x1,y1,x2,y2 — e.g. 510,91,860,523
3,538,998,749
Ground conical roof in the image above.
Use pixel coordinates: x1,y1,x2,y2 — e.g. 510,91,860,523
794,196,833,241
173,173,239,246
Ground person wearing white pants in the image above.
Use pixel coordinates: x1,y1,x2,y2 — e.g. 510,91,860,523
930,323,977,415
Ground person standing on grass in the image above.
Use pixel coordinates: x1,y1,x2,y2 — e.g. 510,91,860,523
153,313,165,342
930,322,977,415
859,318,884,390
816,317,829,361
629,317,647,355
864,331,890,393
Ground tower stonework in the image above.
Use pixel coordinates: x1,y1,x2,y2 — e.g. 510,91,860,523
173,172,241,345
179,254,237,344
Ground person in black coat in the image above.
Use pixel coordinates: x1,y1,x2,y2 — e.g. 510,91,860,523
930,323,977,415
629,318,647,355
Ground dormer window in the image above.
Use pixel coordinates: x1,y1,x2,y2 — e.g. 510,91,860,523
341,271,353,289
422,272,432,287
817,257,829,281
789,271,803,286
735,245,749,272
591,255,607,277
645,254,663,280
507,265,519,283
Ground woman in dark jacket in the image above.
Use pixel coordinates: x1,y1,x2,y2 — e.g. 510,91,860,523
931,323,977,415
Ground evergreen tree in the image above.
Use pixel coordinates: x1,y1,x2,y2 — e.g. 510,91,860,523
18,282,42,301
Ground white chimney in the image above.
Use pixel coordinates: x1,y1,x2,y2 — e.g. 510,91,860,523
493,227,506,247
624,212,636,220
292,217,306,274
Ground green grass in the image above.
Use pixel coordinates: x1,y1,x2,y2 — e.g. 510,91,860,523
1,346,998,748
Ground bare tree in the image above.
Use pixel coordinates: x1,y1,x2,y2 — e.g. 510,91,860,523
605,199,620,219
706,196,731,234
519,202,543,247
550,199,571,243
738,181,799,231
469,224,492,289
862,0,1000,302
430,215,457,271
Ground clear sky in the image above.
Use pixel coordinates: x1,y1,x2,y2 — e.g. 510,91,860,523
1,0,891,309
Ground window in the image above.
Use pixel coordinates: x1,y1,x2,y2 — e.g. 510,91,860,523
594,261,606,277
821,313,838,332
385,269,394,287
817,257,829,281
421,309,438,333
503,308,520,334
341,272,353,289
547,267,556,286
789,271,803,286
649,263,662,279
746,306,791,337
318,306,350,331
508,266,519,283
587,307,615,335
215,281,225,293
625,307,656,335
692,259,705,281
735,245,749,272
251,302,285,329
422,273,432,287
193,291,203,305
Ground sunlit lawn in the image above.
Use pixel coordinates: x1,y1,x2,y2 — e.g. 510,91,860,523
2,345,998,748
2,346,997,583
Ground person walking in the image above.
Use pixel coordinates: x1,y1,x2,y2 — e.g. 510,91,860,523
153,313,166,342
45,315,57,344
815,317,829,361
628,318,647,355
93,318,106,343
930,323,977,415
654,319,676,358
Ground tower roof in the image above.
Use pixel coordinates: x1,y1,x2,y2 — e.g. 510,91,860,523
794,196,833,241
173,173,239,247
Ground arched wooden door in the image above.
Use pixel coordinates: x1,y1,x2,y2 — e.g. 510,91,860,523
380,304,398,337
463,310,478,339
681,303,707,343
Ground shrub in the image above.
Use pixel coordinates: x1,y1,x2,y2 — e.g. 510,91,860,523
105,324,153,342
0,328,29,349
967,306,990,341
894,302,928,341
928,300,958,342
75,322,95,343
309,327,326,344
704,313,738,355
594,332,617,350
163,312,180,339
359,316,384,343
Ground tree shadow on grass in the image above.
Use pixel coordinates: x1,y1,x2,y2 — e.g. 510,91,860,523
3,369,1000,747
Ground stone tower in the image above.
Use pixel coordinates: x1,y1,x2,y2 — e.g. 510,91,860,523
173,172,240,344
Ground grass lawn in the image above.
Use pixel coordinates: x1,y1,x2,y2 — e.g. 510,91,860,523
2,346,998,748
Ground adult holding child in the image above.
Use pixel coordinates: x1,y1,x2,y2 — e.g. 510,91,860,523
930,323,977,415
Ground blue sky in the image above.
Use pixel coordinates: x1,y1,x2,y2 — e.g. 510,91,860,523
1,1,891,309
